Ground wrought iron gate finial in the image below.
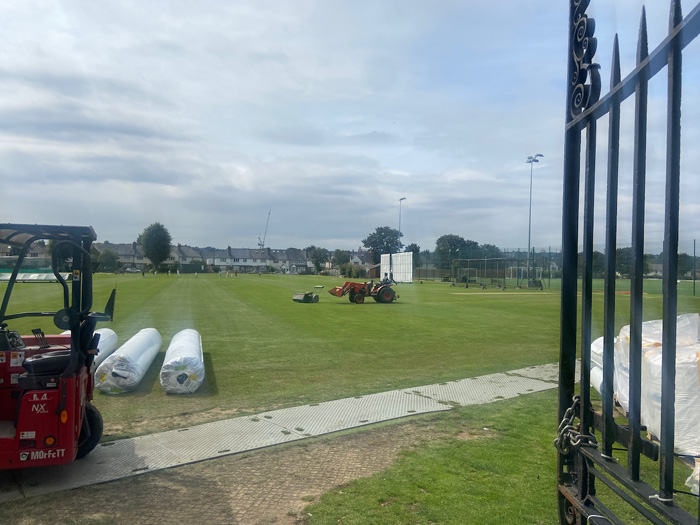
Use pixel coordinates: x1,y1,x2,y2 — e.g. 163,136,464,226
670,0,683,31
637,7,649,64
570,0,601,119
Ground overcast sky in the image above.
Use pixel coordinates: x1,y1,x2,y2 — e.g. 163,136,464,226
2,1,699,253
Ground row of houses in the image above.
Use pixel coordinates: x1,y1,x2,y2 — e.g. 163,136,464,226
0,241,370,274
0,242,48,269
92,242,367,274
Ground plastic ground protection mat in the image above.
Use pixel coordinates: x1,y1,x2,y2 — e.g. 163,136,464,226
0,361,576,502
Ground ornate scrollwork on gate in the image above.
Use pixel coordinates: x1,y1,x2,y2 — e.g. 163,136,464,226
570,0,601,119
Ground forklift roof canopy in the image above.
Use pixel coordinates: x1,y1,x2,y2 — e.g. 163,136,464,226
0,224,96,248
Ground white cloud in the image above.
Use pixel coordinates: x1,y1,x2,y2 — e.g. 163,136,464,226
0,1,697,252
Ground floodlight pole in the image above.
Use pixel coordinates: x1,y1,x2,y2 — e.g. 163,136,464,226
395,197,406,280
398,197,406,247
526,154,543,287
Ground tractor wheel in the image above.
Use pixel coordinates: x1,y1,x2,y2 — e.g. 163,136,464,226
355,293,365,304
76,403,103,459
379,287,395,303
349,294,356,303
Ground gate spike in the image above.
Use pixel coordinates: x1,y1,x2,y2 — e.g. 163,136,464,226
611,35,621,88
669,0,682,30
637,7,649,64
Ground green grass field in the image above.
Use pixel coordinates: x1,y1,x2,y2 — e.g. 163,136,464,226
2,273,698,522
2,273,698,439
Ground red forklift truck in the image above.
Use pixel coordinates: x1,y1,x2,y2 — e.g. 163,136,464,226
0,224,114,469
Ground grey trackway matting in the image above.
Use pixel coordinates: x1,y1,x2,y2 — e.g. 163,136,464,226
0,361,577,502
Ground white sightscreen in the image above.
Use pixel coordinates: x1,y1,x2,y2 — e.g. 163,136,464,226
380,252,413,283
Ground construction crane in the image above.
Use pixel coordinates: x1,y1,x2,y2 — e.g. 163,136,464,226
258,210,271,250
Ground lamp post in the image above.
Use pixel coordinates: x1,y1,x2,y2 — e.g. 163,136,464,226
398,197,406,246
526,154,543,287
393,197,406,280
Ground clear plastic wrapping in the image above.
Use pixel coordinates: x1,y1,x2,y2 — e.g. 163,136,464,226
62,328,119,367
94,328,162,394
159,329,205,394
590,313,700,494
93,328,119,367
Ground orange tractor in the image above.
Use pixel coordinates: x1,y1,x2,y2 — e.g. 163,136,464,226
327,280,398,304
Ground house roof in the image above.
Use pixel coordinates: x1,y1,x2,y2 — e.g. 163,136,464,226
228,248,251,259
248,249,271,259
285,248,307,261
94,242,143,257
176,244,201,258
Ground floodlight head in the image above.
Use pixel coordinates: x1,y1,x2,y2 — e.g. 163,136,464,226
535,153,544,159
399,197,406,202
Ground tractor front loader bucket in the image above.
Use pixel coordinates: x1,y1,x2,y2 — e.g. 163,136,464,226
327,286,345,297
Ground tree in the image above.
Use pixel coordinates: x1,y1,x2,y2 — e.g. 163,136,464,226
435,234,468,269
578,251,605,278
678,253,696,277
480,243,502,259
305,245,330,274
405,243,421,267
615,247,652,277
331,249,351,267
139,222,172,270
98,247,119,272
362,226,402,264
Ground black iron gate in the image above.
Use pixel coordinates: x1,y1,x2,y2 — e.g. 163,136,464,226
558,1,700,523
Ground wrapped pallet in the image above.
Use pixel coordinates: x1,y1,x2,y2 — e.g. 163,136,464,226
687,461,699,496
95,328,162,394
589,313,700,494
613,313,699,413
160,329,205,394
589,335,613,394
640,344,700,457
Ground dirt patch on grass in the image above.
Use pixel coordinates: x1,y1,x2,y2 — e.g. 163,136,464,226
102,406,245,440
1,414,486,525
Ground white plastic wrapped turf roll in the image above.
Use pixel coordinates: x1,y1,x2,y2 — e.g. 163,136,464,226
95,328,162,394
93,328,119,367
62,328,119,367
160,329,205,394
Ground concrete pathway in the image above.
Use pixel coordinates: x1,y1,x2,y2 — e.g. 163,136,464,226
0,361,575,503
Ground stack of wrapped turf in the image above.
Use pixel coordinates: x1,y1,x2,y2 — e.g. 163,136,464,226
590,313,700,494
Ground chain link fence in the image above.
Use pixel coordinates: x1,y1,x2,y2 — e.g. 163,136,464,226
412,240,698,295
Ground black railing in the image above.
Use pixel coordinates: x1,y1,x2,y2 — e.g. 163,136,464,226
558,1,700,523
